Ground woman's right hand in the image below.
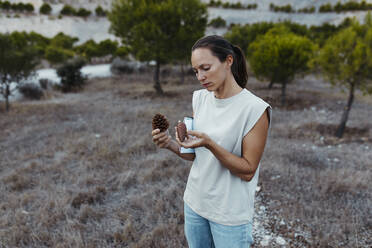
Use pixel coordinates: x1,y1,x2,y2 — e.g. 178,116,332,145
151,129,171,149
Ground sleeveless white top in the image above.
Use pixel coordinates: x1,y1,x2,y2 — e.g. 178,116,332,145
183,88,272,226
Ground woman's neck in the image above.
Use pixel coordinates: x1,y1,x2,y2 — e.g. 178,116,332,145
214,75,242,99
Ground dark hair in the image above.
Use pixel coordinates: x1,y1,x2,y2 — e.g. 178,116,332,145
192,35,248,88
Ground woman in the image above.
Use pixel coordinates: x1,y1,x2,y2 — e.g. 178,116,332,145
151,35,271,248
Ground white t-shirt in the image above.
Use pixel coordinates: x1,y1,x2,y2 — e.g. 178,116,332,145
183,88,272,226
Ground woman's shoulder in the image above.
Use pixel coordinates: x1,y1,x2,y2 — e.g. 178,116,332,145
241,89,270,108
192,89,210,102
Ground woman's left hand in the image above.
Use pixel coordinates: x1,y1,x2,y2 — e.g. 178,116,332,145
175,128,211,149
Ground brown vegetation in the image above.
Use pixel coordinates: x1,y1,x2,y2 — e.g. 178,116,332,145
0,72,371,247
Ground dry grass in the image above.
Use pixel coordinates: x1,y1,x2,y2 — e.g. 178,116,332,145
0,73,371,247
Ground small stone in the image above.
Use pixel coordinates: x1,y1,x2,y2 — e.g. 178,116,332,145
333,158,340,163
95,134,101,138
280,219,285,226
260,206,266,211
311,106,316,111
255,186,261,192
260,235,271,246
276,236,286,245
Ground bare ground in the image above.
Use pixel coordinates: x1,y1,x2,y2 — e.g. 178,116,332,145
0,73,371,247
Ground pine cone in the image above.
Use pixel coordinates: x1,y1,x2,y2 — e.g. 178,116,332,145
177,121,187,142
152,113,169,132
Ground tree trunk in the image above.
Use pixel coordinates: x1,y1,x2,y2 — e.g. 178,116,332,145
5,84,9,112
281,81,287,106
153,60,163,95
180,63,185,84
268,80,274,89
335,82,355,138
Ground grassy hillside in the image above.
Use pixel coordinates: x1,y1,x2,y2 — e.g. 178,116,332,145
0,73,371,247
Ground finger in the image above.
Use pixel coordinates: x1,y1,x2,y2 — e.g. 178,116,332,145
153,132,167,140
158,135,169,143
187,130,199,137
151,129,160,136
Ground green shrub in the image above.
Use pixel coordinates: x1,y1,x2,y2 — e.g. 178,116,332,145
45,45,74,64
56,57,87,92
50,32,78,49
319,3,333,12
24,3,34,12
1,1,11,11
115,46,130,59
298,6,315,13
19,83,43,100
40,3,52,15
76,8,91,17
208,16,226,28
95,5,106,16
60,4,75,16
97,39,118,57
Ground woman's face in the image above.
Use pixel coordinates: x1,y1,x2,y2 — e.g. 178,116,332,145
191,48,231,91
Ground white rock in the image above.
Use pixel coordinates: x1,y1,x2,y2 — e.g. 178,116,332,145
95,134,101,138
260,235,271,246
280,219,285,225
311,106,317,111
333,158,340,162
260,206,266,211
276,236,286,246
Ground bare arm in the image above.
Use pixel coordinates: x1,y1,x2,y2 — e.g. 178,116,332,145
179,109,270,181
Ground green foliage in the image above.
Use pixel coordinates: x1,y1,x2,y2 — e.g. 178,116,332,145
225,22,275,57
315,19,372,93
0,1,33,12
208,16,226,28
75,39,118,60
40,3,52,15
208,0,256,9
45,45,74,64
97,39,118,56
60,4,75,16
313,16,372,137
249,26,315,104
76,7,91,17
95,5,106,16
249,26,314,83
319,3,333,12
225,21,309,57
56,57,87,92
298,6,315,13
1,1,11,11
115,46,130,58
24,3,34,12
108,0,207,93
0,32,39,111
50,32,78,50
269,3,294,13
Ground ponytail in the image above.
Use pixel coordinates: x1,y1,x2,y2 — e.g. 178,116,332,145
192,35,248,88
232,45,248,88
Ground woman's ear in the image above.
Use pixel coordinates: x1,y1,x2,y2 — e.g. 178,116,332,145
226,54,234,67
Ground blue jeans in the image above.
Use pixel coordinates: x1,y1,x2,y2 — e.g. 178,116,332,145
184,203,253,248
